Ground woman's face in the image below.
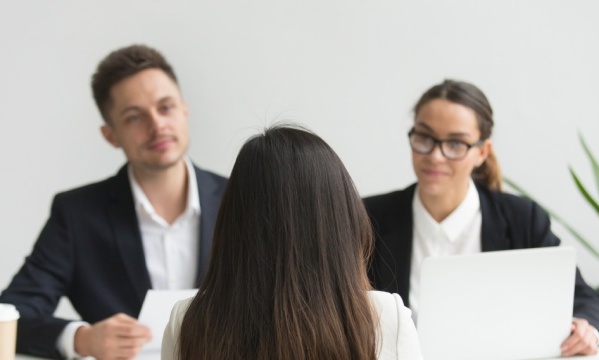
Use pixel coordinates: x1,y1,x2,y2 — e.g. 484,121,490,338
411,98,490,200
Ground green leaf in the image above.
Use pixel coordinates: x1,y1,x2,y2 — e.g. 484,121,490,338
569,167,599,216
579,133,599,199
548,210,599,262
504,177,599,262
503,178,532,199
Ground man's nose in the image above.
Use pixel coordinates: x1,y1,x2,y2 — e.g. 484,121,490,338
148,110,167,131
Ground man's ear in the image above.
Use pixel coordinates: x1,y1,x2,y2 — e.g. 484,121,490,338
182,100,189,119
101,124,121,148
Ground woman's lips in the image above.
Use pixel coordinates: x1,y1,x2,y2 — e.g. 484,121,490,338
421,168,447,178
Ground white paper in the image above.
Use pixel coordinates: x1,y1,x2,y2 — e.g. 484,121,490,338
138,289,198,351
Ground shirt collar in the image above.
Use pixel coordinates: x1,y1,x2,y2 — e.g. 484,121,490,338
440,179,480,242
184,157,200,215
128,157,200,224
413,187,441,242
413,179,480,243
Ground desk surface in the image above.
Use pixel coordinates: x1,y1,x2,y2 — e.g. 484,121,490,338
16,351,160,359
14,352,599,360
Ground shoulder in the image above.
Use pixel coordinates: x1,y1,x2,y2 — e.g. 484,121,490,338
363,184,416,218
162,297,194,360
54,177,112,200
193,165,227,184
52,166,127,207
479,183,533,207
368,291,423,360
476,182,555,248
191,164,228,195
368,290,407,317
368,291,415,331
476,182,546,220
170,297,194,322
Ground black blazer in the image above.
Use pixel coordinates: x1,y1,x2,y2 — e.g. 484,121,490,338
0,164,227,359
364,182,599,330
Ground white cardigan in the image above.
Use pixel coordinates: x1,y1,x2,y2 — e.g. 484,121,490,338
161,290,422,360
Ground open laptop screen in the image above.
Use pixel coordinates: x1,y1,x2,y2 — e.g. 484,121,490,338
417,247,575,360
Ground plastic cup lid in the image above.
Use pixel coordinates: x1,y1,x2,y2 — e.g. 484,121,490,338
0,304,20,322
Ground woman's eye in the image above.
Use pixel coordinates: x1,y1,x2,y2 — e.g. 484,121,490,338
446,140,464,149
418,134,434,144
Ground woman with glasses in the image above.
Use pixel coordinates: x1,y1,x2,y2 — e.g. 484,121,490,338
364,79,599,356
162,125,423,360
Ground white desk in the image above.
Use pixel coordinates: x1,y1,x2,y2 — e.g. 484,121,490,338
14,351,599,359
16,351,160,359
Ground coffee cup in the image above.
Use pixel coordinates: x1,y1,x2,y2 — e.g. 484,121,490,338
0,304,19,360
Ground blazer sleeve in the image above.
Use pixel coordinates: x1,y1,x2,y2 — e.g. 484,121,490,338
161,298,192,360
392,293,423,360
370,291,422,360
0,194,75,359
528,201,599,329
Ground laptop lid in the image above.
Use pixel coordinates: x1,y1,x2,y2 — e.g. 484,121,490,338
417,246,576,360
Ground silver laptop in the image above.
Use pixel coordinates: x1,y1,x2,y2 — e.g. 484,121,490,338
417,247,576,360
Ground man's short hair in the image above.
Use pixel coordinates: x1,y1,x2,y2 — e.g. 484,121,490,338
91,44,178,123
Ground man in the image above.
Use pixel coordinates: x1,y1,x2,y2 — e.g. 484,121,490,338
0,44,227,359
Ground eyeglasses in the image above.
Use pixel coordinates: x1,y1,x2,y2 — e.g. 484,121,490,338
408,129,483,160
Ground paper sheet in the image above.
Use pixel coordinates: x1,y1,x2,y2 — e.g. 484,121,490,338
138,289,198,351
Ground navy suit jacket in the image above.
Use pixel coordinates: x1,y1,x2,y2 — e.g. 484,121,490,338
0,164,227,359
364,182,599,330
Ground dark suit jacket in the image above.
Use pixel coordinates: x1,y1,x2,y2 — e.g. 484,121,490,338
0,164,227,359
364,182,599,330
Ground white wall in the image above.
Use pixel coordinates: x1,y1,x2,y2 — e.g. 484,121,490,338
1,0,598,310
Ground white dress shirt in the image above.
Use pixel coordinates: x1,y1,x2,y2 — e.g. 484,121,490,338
129,157,200,290
409,179,481,323
57,157,200,358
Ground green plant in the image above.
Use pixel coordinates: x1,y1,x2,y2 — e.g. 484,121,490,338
504,133,599,262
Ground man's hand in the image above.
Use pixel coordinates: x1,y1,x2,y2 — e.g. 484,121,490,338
74,313,152,359
561,317,598,357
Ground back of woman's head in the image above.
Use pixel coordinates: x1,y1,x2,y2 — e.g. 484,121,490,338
179,124,377,360
414,79,502,190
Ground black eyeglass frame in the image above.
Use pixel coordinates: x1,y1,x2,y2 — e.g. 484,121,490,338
407,128,484,160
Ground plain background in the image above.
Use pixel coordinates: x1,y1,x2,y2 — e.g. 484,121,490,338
1,1,598,319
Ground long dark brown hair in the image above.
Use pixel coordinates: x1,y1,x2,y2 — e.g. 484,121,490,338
414,79,502,190
178,125,377,359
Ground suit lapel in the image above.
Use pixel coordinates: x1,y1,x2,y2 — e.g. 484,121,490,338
370,185,415,305
194,166,224,286
107,165,152,305
477,182,511,252
393,185,416,305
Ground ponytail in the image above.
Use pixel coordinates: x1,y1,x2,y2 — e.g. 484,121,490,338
472,148,502,191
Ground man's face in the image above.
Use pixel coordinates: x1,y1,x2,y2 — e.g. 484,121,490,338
101,68,190,174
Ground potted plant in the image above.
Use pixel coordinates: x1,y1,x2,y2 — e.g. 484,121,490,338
504,133,599,263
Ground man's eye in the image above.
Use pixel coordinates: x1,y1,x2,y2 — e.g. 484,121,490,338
126,115,141,123
160,103,175,112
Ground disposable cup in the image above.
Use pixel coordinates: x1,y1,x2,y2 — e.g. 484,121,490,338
0,304,19,360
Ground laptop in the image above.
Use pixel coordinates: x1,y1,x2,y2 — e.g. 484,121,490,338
417,247,576,360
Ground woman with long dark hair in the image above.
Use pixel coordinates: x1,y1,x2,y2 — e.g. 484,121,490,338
365,79,599,356
162,125,422,360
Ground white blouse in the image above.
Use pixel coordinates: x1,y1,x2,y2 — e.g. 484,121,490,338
161,291,423,360
410,179,482,322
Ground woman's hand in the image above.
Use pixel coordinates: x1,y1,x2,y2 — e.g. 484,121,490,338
560,317,598,356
